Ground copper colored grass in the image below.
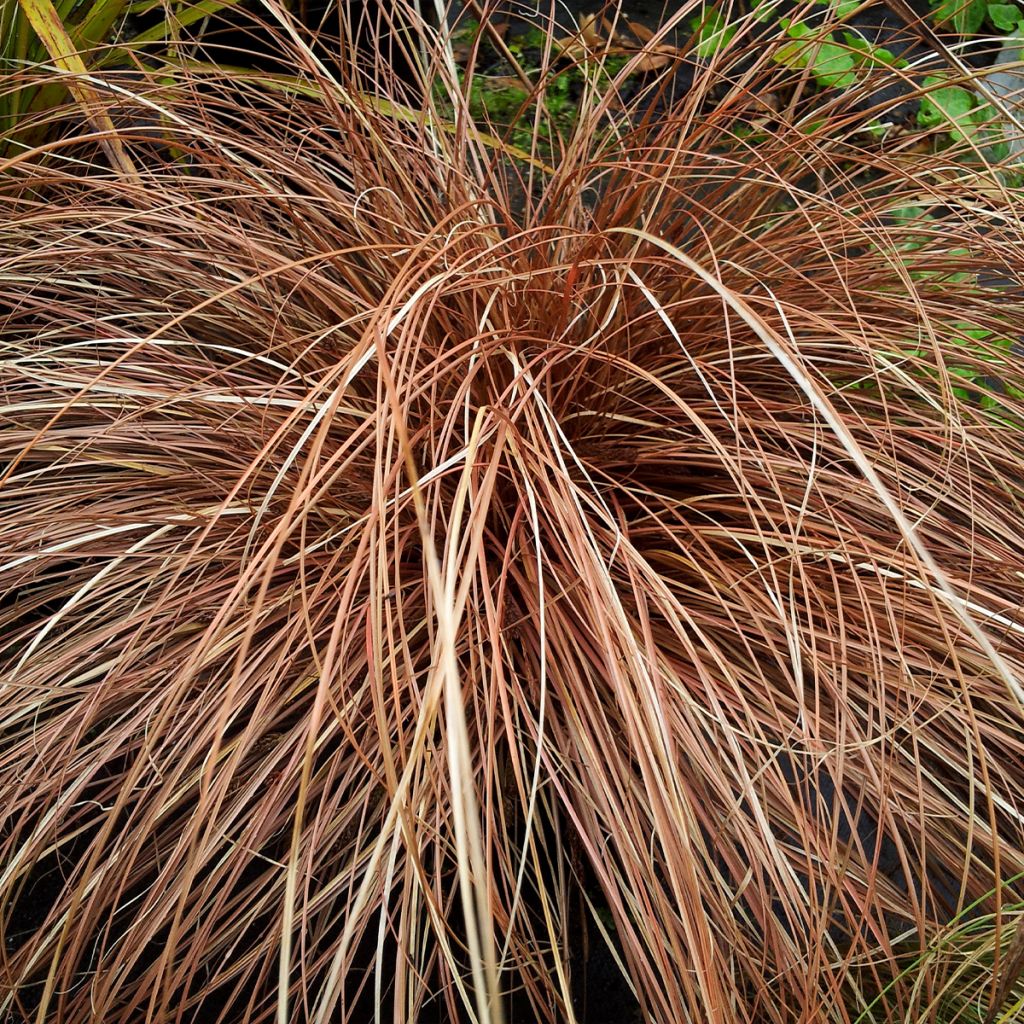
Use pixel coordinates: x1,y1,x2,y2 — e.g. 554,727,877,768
2,3,1024,1023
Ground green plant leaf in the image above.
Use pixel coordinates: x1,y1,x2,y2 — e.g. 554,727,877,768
930,0,988,34
752,0,782,22
987,1,1024,29
843,32,910,68
814,48,857,88
917,77,981,141
777,22,858,88
690,7,737,58
813,0,860,15
890,205,929,222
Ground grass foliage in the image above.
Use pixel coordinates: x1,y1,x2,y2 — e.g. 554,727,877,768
2,3,1024,1022
0,0,241,166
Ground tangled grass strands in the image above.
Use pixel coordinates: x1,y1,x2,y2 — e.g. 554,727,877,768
2,4,1024,1023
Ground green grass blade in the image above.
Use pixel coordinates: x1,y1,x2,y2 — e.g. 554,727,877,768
73,0,131,48
14,0,136,175
125,0,243,46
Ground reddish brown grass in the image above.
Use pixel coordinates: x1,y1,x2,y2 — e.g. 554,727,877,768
2,3,1024,1023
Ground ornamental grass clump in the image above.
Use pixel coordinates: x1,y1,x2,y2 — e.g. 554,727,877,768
2,3,1024,1023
